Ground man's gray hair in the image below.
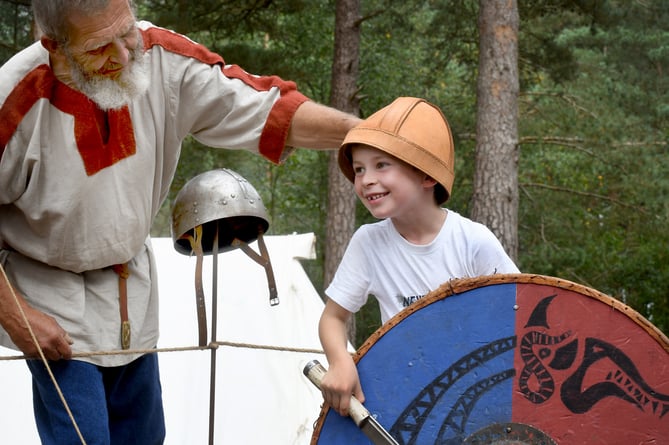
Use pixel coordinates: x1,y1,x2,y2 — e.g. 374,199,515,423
32,0,135,44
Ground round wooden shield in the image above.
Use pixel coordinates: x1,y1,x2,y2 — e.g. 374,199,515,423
311,274,669,444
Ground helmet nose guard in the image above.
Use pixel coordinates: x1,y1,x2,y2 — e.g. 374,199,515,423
171,168,270,256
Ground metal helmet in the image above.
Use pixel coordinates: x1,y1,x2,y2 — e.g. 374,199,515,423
171,168,269,255
338,97,455,204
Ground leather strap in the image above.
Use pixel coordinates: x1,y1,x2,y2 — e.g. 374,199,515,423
232,231,278,306
187,225,208,346
112,263,131,350
256,233,278,306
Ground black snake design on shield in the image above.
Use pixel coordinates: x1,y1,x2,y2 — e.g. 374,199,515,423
518,294,669,417
518,294,572,404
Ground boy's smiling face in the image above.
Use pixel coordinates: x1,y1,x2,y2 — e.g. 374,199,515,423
351,144,437,220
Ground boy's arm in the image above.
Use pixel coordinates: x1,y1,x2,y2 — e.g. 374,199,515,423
318,298,365,416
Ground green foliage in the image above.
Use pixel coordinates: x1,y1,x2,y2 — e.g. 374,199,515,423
517,0,669,333
0,0,33,65
1,0,666,340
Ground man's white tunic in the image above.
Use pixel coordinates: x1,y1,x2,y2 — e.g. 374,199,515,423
0,22,308,365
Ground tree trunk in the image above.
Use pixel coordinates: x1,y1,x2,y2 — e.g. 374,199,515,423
174,0,192,34
472,0,520,262
325,0,361,343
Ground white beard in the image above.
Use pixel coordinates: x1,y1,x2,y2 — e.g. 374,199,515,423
68,44,150,111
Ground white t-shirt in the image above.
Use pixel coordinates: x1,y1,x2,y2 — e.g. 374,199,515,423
0,22,308,366
326,210,519,324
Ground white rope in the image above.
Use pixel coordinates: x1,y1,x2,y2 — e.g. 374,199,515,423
0,341,326,361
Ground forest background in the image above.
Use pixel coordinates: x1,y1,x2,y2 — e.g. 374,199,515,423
1,0,667,346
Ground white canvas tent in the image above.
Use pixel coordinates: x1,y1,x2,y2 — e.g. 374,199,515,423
0,233,342,444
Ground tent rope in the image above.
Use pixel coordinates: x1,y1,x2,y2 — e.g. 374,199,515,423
0,341,326,361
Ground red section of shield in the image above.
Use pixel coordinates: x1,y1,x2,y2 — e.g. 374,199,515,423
512,281,669,444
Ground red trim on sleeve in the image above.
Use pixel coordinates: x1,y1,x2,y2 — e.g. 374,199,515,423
221,64,297,94
140,26,310,163
140,26,300,97
140,26,225,66
258,92,309,163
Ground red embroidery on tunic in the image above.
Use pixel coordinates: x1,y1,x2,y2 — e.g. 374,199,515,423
56,84,136,176
0,64,136,176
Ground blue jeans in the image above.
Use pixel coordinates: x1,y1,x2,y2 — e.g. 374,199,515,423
27,354,165,445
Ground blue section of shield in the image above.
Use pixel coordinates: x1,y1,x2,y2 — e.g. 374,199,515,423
316,283,518,444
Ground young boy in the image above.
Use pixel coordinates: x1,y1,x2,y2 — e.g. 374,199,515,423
318,97,519,416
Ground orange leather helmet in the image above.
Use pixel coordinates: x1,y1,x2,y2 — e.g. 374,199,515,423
338,97,455,204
